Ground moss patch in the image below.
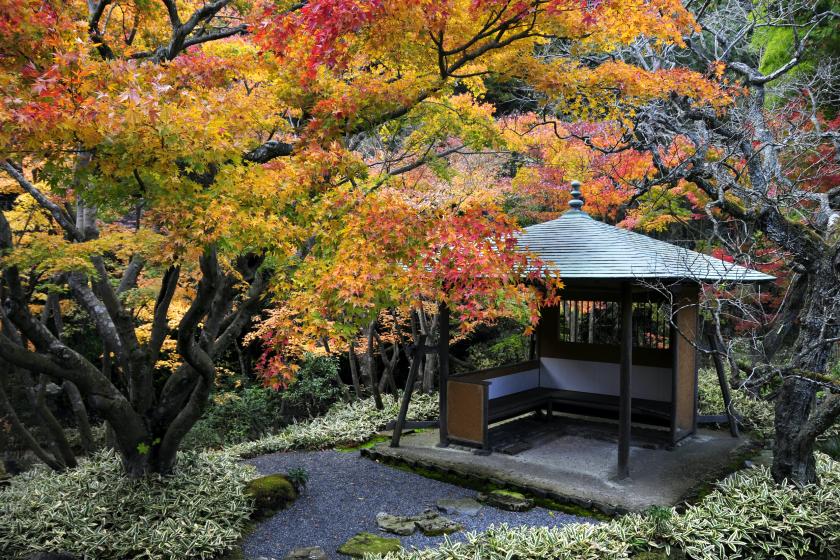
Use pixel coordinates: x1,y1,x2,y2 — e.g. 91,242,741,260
386,459,611,520
337,532,401,557
335,435,391,452
245,474,297,519
478,489,534,511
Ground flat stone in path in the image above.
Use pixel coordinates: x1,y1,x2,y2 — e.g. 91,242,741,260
242,450,591,560
478,489,535,512
284,547,328,560
414,514,462,536
376,512,419,536
377,510,462,537
336,533,401,557
435,497,482,516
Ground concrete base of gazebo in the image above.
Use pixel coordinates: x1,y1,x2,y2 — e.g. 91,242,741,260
366,414,756,514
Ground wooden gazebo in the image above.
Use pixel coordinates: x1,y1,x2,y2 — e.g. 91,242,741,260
438,183,773,478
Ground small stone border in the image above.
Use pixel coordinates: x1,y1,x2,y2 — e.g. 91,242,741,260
360,447,623,518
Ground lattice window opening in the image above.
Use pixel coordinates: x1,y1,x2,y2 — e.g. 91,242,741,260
557,299,672,349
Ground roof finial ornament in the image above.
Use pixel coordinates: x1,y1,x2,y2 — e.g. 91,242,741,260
568,180,585,212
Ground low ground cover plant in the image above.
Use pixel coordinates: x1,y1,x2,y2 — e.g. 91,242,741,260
227,392,439,459
380,454,840,560
0,450,255,560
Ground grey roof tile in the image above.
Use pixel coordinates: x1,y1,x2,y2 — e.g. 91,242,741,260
516,210,774,282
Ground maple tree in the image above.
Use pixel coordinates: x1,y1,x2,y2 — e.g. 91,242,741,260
0,0,726,476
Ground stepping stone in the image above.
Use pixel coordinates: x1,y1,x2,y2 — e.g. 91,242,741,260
284,547,327,560
415,514,463,536
477,489,535,511
337,532,401,557
376,512,418,536
436,497,483,516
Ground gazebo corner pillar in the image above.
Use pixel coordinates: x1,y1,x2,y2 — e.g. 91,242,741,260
437,301,450,448
618,282,633,479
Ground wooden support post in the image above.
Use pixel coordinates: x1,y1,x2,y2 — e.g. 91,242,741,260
618,282,633,479
708,333,739,438
390,330,427,448
437,302,450,447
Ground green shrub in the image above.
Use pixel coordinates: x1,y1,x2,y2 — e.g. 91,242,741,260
182,386,285,450
465,333,529,371
0,450,255,559
227,392,438,459
280,354,344,417
697,369,839,443
818,435,840,461
697,369,775,440
380,454,840,560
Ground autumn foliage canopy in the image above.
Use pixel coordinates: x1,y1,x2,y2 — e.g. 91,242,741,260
0,0,734,470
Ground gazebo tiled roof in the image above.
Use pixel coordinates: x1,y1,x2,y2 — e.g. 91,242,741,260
517,185,774,283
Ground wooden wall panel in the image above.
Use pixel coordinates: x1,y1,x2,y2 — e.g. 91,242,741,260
674,288,699,433
446,380,487,445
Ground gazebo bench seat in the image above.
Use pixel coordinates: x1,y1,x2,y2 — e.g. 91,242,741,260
446,364,673,451
487,388,549,423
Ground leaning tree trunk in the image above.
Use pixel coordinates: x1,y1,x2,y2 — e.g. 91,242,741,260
772,256,840,485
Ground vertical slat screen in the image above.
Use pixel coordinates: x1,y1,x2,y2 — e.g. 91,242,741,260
557,299,671,349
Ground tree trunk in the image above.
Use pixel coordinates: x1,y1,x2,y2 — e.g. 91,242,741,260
365,321,384,410
377,341,399,396
771,262,840,485
422,350,438,393
772,376,818,484
62,380,94,454
348,343,364,399
421,313,439,393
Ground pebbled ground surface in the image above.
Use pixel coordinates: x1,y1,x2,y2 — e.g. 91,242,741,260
242,449,593,559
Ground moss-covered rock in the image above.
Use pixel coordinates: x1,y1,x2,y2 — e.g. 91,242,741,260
337,532,401,557
245,473,297,519
477,489,534,511
415,514,462,536
375,512,418,535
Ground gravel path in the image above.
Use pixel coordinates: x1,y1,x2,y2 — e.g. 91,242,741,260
242,449,593,559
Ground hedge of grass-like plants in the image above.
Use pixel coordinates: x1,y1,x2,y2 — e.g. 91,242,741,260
381,454,840,560
1,393,436,560
226,392,439,459
0,450,255,560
